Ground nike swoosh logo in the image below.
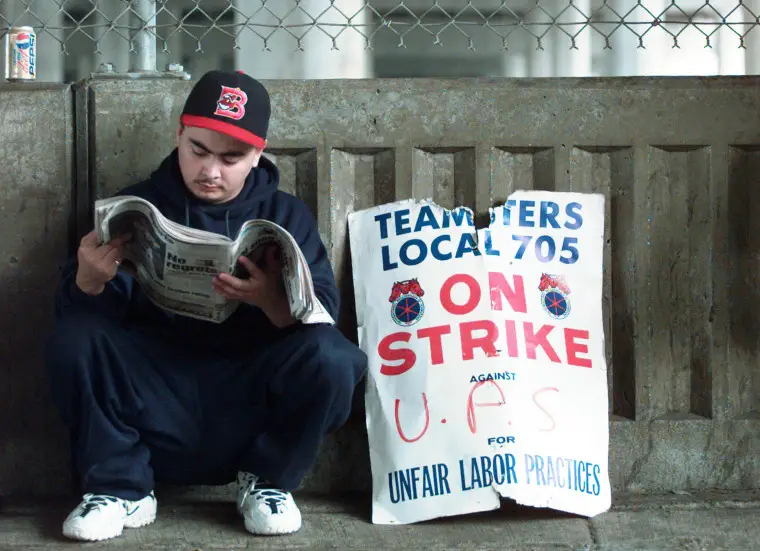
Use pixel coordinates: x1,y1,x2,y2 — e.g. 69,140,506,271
126,505,140,516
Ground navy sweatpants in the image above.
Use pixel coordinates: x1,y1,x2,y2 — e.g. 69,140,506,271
45,311,367,501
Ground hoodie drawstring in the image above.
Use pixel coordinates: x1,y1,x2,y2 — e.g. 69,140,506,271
183,196,232,238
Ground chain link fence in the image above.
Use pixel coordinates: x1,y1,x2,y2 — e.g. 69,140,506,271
0,0,757,78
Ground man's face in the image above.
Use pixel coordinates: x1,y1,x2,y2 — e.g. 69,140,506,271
176,125,264,204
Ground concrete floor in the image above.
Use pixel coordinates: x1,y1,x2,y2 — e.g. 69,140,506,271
1,490,759,550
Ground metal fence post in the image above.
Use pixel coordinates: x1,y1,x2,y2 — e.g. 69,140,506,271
130,0,157,73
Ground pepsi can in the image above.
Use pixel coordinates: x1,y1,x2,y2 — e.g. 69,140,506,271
5,26,36,81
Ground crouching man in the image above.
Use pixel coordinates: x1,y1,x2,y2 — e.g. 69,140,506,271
45,69,368,541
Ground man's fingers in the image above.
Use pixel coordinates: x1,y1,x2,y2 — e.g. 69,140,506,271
96,233,131,260
102,233,131,252
103,246,122,266
80,230,101,249
97,243,116,260
109,233,132,247
213,287,238,300
81,230,130,252
212,278,244,300
215,271,252,292
264,245,283,273
238,255,265,279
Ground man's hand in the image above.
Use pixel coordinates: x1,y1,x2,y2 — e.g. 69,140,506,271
212,243,295,328
75,230,131,296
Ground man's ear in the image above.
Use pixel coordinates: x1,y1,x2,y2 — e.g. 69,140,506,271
251,139,267,167
175,123,184,147
251,146,264,168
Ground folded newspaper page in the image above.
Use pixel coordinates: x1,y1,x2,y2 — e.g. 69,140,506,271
94,195,334,325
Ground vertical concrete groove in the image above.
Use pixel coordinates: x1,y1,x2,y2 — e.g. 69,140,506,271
709,143,729,422
490,146,554,199
552,143,571,192
394,146,414,201
474,145,493,228
647,145,712,420
411,147,477,211
727,145,760,420
687,146,714,420
72,83,91,252
570,146,636,421
633,143,652,422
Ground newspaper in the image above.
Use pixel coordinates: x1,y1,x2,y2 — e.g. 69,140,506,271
94,195,335,325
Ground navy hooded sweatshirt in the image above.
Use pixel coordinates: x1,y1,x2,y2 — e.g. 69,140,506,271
54,149,339,347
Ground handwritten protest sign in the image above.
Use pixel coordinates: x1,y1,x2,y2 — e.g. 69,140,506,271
348,190,610,525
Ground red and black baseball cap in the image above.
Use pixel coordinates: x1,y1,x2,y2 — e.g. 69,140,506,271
180,69,270,149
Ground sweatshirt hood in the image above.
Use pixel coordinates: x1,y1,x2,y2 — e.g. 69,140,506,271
147,148,279,238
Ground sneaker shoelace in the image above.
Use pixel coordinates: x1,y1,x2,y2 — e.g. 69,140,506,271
79,494,121,516
237,473,258,509
252,486,289,515
239,478,289,515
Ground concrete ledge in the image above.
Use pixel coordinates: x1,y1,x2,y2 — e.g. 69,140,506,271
5,76,760,501
2,493,759,551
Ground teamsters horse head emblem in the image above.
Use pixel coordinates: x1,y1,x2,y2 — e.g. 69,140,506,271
389,278,425,327
538,273,571,320
214,85,247,121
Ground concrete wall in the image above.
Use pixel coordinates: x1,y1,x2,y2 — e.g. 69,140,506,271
3,76,760,497
0,84,73,495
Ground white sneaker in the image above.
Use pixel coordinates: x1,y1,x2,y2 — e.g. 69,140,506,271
62,491,157,541
236,472,302,535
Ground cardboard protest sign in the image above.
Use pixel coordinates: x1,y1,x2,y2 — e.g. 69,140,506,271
348,191,610,525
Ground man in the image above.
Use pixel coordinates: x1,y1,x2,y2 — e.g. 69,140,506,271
45,70,368,541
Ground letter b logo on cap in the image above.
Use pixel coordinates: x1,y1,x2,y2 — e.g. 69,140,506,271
214,85,247,121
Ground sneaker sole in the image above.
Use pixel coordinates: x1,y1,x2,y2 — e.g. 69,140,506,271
62,511,156,541
243,515,302,536
63,524,125,542
124,506,157,529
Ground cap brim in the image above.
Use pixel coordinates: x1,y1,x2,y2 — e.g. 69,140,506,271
180,114,266,149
